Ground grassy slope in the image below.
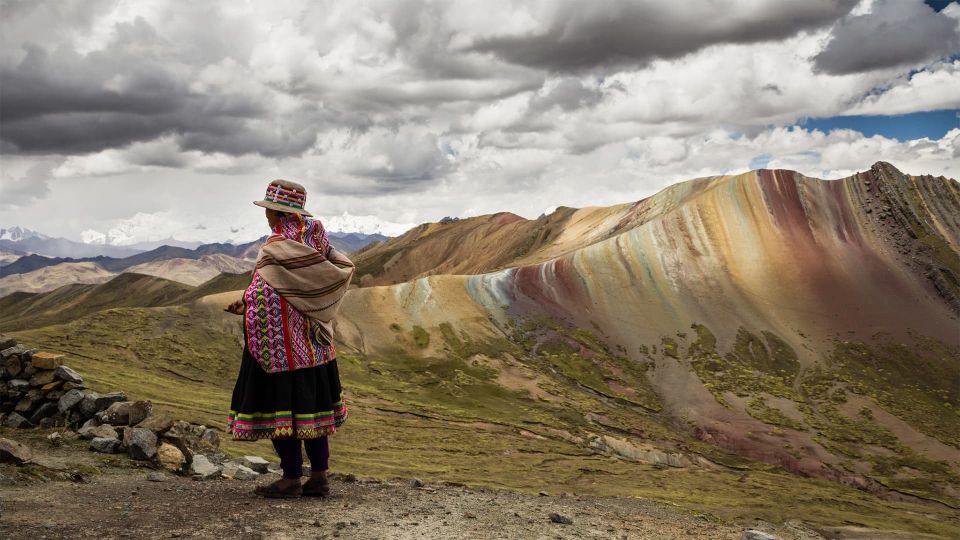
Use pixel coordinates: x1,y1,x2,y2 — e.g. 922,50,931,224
0,273,194,331
9,306,960,537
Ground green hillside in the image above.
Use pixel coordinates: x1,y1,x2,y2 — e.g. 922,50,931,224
7,302,960,537
0,273,194,331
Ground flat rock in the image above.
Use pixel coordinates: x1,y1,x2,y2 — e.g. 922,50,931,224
54,365,83,384
30,352,64,370
740,531,776,540
0,437,32,465
1,344,27,360
147,471,170,482
238,455,271,474
8,379,29,392
29,370,57,387
190,454,221,479
79,424,119,441
234,465,259,481
135,413,174,434
41,380,63,392
124,427,158,460
89,436,122,454
549,513,573,525
157,442,186,472
58,389,86,413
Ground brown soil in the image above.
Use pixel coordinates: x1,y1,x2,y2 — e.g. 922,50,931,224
0,471,762,540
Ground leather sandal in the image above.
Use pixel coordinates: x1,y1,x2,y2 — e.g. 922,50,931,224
253,479,302,499
302,474,330,497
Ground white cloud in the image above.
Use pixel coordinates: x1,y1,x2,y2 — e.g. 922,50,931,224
845,60,960,115
1,0,958,245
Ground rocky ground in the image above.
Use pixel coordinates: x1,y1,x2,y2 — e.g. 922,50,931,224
0,428,949,539
0,467,815,540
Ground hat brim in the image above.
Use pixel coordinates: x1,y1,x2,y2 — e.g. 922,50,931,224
253,200,313,217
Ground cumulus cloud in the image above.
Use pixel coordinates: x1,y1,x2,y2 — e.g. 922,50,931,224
845,60,960,115
0,158,61,209
813,0,960,74
1,0,957,244
466,0,857,71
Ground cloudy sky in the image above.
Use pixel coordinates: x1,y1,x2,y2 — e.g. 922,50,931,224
1,0,959,244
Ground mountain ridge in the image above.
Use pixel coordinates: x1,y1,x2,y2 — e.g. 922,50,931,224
5,162,959,528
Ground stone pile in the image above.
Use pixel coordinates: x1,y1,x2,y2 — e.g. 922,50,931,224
0,335,268,482
0,337,91,429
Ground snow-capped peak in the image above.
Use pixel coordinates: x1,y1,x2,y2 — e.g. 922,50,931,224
317,212,415,237
0,226,49,242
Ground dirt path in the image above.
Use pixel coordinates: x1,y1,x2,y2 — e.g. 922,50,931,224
0,469,785,540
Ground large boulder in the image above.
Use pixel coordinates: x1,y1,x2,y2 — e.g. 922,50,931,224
30,352,64,370
58,389,85,413
124,427,158,460
157,442,186,472
0,437,32,465
97,400,153,426
89,437,122,454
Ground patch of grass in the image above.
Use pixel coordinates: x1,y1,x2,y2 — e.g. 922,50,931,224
411,325,430,348
687,325,799,404
746,396,805,431
660,337,679,359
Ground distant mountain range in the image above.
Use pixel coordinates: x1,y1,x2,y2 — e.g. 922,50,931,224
0,230,389,277
0,226,144,258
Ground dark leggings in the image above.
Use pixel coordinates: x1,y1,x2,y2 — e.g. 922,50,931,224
271,436,329,479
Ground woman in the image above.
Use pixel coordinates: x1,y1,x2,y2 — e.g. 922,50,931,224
224,179,355,499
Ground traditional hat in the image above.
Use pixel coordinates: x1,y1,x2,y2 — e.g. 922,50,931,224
253,179,312,216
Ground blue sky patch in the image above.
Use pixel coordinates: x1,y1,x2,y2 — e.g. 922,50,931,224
799,109,960,142
748,154,771,169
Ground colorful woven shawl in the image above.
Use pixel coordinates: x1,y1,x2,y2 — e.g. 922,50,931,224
243,213,355,373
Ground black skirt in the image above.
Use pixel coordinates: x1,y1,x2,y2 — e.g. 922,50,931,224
227,341,347,441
